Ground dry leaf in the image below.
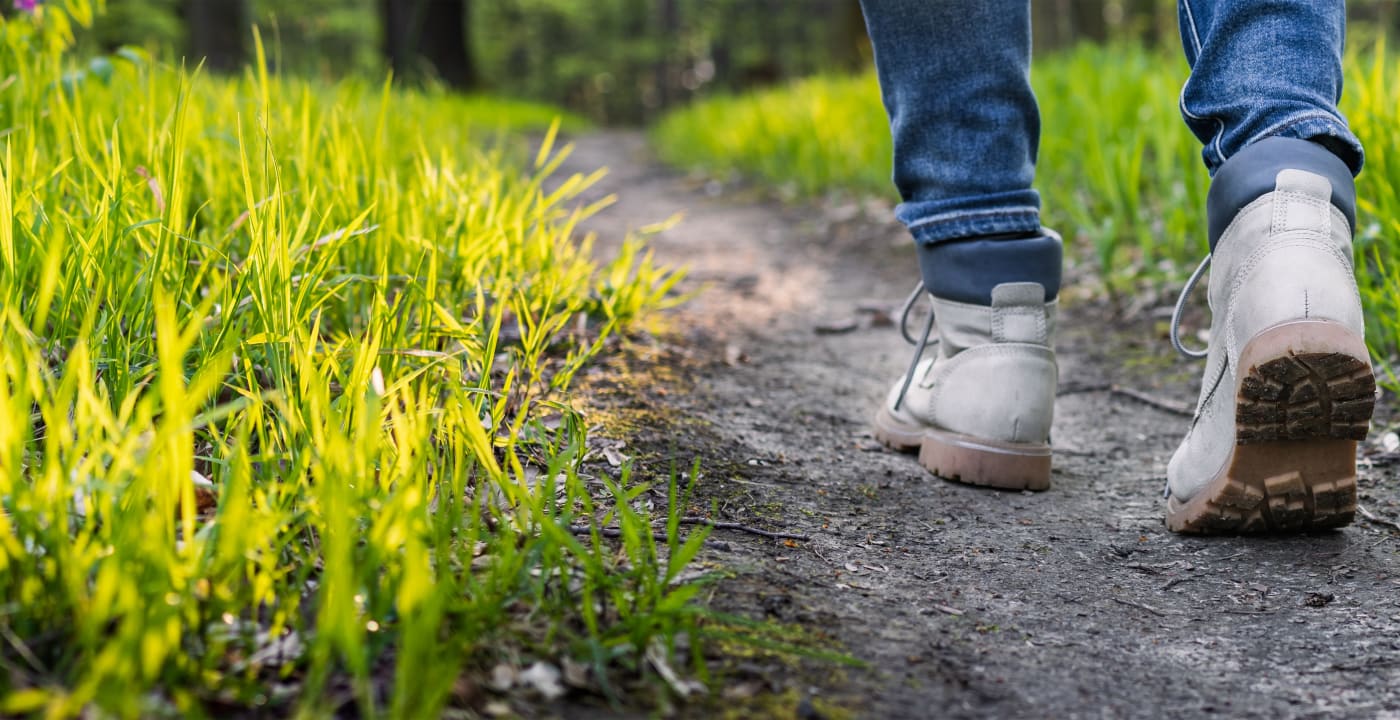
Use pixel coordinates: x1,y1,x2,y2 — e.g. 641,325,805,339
646,641,705,698
561,657,589,688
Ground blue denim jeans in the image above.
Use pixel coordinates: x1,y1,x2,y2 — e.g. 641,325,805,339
860,0,1363,299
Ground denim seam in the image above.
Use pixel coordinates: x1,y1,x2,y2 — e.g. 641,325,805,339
1178,0,1226,165
909,216,1043,246
905,207,1039,231
1251,112,1351,147
1179,85,1226,167
1180,0,1203,56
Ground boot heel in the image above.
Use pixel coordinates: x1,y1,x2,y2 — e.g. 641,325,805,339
1167,320,1374,533
918,429,1051,492
1166,440,1357,533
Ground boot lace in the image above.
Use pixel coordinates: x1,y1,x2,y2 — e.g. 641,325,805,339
1169,254,1212,360
894,282,939,411
1163,254,1212,498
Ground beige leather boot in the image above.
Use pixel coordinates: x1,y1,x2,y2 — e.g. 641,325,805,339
1165,164,1375,533
874,282,1057,490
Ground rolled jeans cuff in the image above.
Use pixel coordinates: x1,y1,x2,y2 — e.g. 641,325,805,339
1255,114,1364,177
896,189,1043,245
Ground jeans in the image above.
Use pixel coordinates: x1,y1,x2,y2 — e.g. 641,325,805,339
859,0,1363,263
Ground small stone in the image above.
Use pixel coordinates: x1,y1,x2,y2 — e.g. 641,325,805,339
520,661,566,700
814,317,859,335
1305,592,1335,608
487,663,516,692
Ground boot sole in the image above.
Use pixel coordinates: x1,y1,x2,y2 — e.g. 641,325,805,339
873,406,1051,491
1166,319,1375,534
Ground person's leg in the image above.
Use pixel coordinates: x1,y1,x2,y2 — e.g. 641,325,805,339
859,0,1061,302
1166,0,1375,533
1177,0,1361,176
861,0,1060,490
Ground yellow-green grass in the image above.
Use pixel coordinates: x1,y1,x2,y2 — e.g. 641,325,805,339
0,3,724,718
653,42,1400,372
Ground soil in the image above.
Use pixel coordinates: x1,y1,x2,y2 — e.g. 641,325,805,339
560,131,1400,719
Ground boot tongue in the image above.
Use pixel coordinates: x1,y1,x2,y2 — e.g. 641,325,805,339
991,282,1049,344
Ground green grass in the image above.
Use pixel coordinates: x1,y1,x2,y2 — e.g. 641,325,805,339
651,73,893,200
0,4,740,717
652,42,1400,370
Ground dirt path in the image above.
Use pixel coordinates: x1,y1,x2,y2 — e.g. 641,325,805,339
563,131,1400,719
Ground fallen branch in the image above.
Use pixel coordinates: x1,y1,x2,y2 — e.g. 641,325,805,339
676,516,812,542
1358,504,1400,533
1111,597,1171,617
1159,575,1199,591
1058,382,1193,417
566,525,730,550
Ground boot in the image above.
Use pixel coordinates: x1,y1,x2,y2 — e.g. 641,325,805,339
1165,137,1375,533
874,281,1058,490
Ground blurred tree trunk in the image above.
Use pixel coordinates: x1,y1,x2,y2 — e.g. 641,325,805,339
1120,0,1172,47
712,0,733,90
1069,0,1107,43
381,0,478,89
655,0,678,109
186,0,248,72
749,0,781,85
1034,0,1110,54
834,0,870,70
1353,0,1399,39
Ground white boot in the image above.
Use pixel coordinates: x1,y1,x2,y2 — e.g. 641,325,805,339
874,282,1057,490
1165,166,1375,533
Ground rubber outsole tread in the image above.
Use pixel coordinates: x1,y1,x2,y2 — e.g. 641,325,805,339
1172,467,1357,534
872,407,1051,491
1236,352,1374,443
1170,326,1375,534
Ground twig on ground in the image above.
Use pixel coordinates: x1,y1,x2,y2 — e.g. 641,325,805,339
567,525,730,550
1111,597,1172,617
1112,386,1194,417
569,524,667,542
676,516,812,541
1330,657,1400,672
0,622,47,675
1362,451,1400,467
566,517,810,546
1058,382,1193,417
1358,504,1400,533
1160,575,1199,591
1299,657,1400,674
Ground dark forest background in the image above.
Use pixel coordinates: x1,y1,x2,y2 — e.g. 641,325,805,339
73,0,1400,124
